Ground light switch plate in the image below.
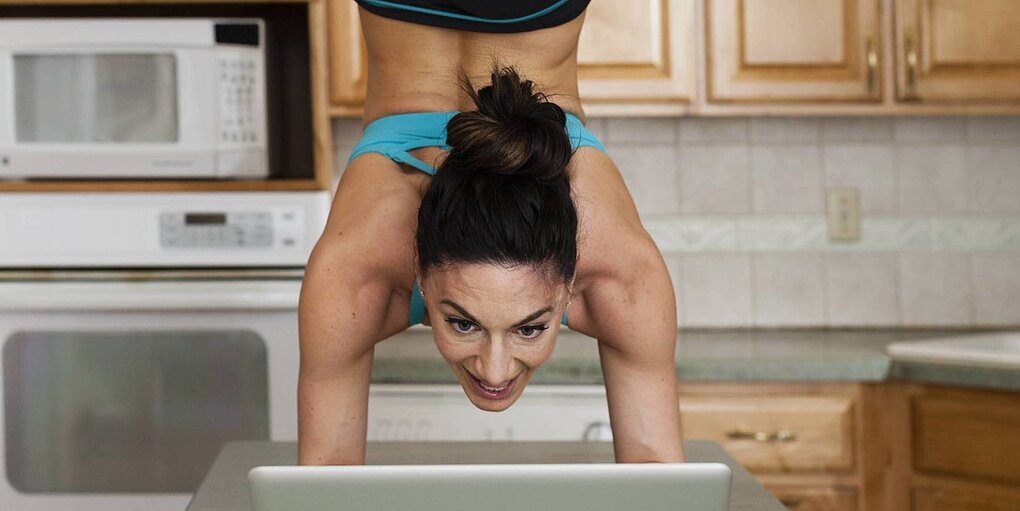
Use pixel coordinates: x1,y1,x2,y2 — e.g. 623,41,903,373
827,188,860,241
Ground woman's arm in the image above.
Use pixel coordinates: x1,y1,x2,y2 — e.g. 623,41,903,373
297,253,376,465
298,156,424,465
590,249,684,463
567,148,685,463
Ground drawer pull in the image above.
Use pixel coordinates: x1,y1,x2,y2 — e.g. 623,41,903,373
774,429,797,442
866,35,878,95
725,429,798,443
905,33,919,98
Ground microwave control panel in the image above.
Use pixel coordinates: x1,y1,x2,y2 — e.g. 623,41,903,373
218,53,263,146
159,209,301,249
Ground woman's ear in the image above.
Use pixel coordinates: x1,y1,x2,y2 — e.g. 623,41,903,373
416,274,431,326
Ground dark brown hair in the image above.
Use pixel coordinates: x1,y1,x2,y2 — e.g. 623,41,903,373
415,66,577,284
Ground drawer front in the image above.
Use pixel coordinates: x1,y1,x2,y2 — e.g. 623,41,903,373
912,388,1020,485
679,395,856,472
766,485,858,511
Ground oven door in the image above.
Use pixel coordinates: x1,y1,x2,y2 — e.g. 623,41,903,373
0,275,301,511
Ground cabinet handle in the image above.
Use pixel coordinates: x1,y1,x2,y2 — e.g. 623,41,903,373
905,33,918,97
866,36,878,96
779,496,803,509
725,429,797,443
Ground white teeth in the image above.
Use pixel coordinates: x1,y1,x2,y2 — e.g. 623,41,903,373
474,377,508,393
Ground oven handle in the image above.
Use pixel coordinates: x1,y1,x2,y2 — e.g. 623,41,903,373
0,280,300,311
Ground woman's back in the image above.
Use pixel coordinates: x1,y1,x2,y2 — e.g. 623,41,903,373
359,8,586,123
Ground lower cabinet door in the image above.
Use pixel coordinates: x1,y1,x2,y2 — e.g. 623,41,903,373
911,386,1020,486
913,480,1020,511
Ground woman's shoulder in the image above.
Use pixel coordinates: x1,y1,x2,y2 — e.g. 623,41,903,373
569,148,647,251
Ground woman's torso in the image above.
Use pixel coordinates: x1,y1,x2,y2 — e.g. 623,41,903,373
358,4,587,125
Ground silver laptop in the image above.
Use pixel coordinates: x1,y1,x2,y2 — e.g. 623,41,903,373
249,463,732,511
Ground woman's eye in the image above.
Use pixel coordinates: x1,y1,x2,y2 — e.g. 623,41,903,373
446,319,476,334
518,325,548,339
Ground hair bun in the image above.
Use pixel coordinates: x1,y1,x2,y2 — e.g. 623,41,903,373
443,66,572,181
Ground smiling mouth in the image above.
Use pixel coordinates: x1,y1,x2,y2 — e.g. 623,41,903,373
467,372,518,400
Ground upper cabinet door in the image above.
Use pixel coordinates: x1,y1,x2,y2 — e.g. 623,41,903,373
706,0,881,102
896,0,1020,102
328,0,368,108
577,0,697,103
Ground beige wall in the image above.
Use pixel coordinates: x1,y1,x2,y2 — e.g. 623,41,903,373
333,116,1020,328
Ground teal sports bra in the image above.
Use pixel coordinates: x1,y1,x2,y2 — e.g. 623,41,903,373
349,110,606,175
349,110,602,328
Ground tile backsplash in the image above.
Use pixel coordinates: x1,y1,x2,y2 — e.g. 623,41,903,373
333,116,1020,328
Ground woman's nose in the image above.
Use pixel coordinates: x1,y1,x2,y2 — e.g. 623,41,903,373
474,338,515,385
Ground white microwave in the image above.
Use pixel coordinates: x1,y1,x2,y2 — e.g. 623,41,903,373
0,18,268,179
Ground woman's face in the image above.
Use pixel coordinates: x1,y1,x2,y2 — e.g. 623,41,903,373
420,262,570,412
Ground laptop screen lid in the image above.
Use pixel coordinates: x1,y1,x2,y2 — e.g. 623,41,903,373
249,463,732,511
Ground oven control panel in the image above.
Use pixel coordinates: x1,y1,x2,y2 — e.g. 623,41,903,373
159,209,302,249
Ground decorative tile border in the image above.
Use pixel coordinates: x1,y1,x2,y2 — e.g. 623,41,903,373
643,216,1020,253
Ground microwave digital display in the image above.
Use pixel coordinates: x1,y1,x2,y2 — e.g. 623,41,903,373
14,53,179,144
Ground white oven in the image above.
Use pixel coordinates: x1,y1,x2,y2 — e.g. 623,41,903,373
0,191,328,511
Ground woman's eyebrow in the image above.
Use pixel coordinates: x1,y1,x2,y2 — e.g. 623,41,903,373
512,307,553,327
440,300,480,323
440,299,552,327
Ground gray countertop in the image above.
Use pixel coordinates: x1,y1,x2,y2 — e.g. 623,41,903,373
187,440,784,511
371,328,1020,391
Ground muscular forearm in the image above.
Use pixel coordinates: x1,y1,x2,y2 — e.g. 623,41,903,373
599,339,685,464
297,359,371,465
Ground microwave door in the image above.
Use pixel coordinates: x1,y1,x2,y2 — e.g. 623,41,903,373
15,53,179,144
17,54,98,143
3,49,218,179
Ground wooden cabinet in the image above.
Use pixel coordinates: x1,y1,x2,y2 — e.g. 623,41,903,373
326,0,1020,115
577,0,696,105
677,382,1020,511
679,394,856,473
911,387,1020,485
895,0,1020,102
883,384,1020,511
912,478,1020,511
705,0,882,102
327,0,366,109
677,384,878,511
